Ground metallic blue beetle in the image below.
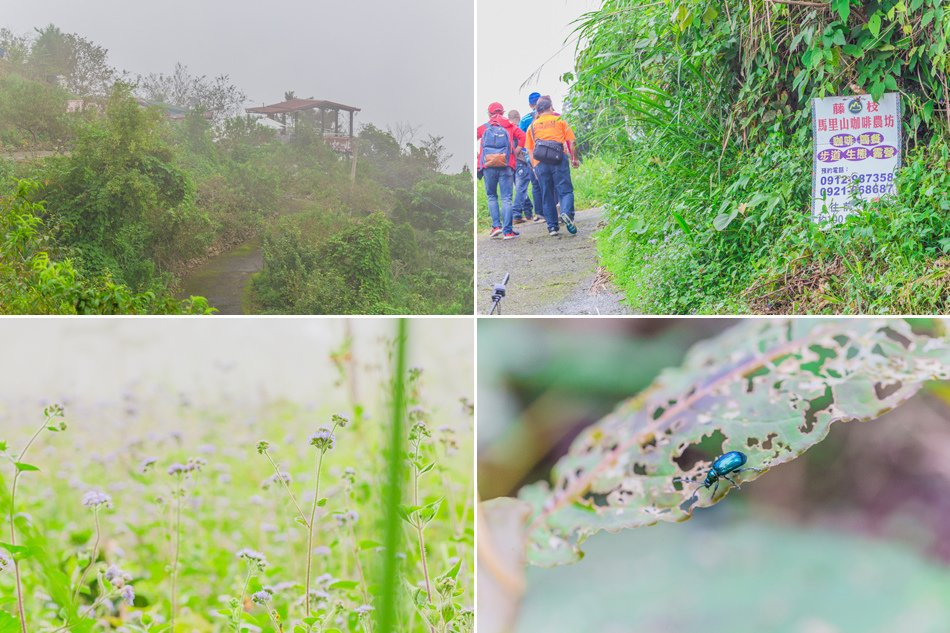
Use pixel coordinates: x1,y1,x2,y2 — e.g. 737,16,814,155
676,450,764,497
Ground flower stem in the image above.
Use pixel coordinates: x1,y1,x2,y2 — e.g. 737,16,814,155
304,449,325,618
72,507,102,604
9,417,50,633
263,451,308,525
412,443,433,604
171,474,183,631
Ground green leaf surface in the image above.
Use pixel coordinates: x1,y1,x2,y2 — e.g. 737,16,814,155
0,611,21,633
520,319,950,566
14,462,39,473
516,518,950,633
713,208,739,231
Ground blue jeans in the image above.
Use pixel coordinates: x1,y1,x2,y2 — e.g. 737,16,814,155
512,161,535,220
535,156,575,231
484,166,514,233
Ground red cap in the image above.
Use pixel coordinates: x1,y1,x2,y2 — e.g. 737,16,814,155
488,102,504,115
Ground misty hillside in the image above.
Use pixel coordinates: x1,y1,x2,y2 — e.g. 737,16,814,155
0,24,472,315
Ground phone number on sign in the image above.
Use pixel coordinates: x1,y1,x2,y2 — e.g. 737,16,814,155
819,183,895,197
818,172,895,186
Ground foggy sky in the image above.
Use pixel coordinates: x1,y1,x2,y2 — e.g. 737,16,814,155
476,0,599,128
2,0,474,172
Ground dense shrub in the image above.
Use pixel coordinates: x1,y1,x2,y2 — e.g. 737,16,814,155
0,179,210,314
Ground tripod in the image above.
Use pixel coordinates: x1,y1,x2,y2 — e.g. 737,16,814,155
489,273,510,315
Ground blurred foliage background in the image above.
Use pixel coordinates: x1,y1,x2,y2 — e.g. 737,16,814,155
478,318,950,633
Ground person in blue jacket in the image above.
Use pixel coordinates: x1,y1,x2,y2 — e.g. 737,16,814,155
517,93,544,224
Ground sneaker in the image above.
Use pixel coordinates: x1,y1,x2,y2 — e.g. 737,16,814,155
532,215,545,223
548,228,560,236
513,217,527,225
489,227,503,238
503,231,520,240
561,213,577,234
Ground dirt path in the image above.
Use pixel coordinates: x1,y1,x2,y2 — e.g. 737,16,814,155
476,207,631,315
177,199,314,314
178,237,262,315
2,150,67,161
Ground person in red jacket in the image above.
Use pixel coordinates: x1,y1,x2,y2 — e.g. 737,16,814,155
477,102,526,239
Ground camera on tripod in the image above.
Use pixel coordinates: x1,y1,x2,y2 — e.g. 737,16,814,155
489,273,509,315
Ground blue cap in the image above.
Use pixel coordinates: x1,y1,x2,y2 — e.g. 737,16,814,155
528,92,541,105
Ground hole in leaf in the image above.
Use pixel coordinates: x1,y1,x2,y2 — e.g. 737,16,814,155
801,385,833,433
651,406,666,420
881,327,912,349
673,429,726,472
801,344,837,376
639,434,657,451
832,334,849,346
761,433,778,450
632,463,647,476
747,437,759,447
874,381,902,400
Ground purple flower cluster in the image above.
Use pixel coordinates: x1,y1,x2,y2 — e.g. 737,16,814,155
309,428,336,452
81,490,112,509
167,457,207,476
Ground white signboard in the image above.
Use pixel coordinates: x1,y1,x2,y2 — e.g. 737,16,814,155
812,93,902,223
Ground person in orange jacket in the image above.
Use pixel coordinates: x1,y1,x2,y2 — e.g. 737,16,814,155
525,96,579,237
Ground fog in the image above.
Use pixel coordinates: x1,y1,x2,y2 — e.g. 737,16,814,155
2,0,474,172
476,0,599,128
0,318,473,424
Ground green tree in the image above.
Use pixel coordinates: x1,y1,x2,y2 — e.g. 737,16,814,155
136,62,246,126
41,83,209,289
27,24,114,96
0,74,70,149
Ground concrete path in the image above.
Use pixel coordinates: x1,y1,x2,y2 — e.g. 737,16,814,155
476,207,630,315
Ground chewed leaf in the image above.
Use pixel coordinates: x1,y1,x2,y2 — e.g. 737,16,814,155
520,319,950,567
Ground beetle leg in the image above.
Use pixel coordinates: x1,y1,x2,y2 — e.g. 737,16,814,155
722,473,741,490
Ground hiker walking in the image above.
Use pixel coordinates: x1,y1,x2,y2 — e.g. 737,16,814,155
508,109,536,225
518,92,545,225
477,102,525,240
525,96,579,237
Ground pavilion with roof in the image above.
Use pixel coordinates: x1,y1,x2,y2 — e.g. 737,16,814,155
245,97,360,154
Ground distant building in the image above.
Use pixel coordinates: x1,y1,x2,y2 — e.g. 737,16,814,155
65,99,102,114
245,97,360,154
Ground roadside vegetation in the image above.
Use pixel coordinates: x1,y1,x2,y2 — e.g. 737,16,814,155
0,24,471,314
566,0,950,314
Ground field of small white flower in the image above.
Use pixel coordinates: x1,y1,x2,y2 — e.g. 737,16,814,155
0,319,473,633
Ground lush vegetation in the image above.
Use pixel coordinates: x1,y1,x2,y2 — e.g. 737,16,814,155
252,125,472,315
0,24,472,314
566,0,950,314
0,326,474,632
